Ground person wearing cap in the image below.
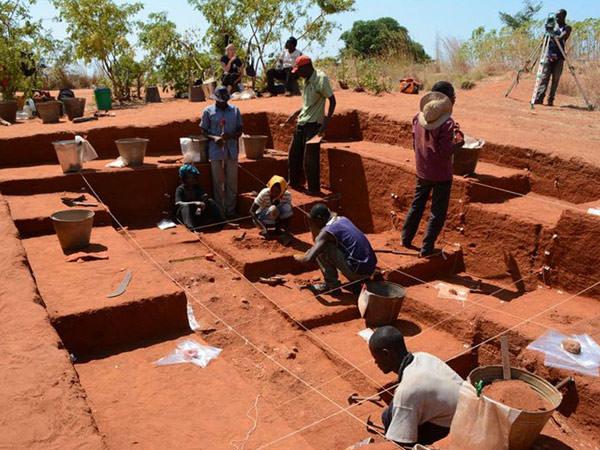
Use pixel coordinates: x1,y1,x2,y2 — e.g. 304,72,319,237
402,81,460,257
284,55,336,195
294,203,376,294
265,37,302,96
369,326,463,446
174,164,223,229
250,175,294,237
221,43,244,93
200,86,243,218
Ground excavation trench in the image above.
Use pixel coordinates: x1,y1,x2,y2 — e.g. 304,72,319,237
2,111,600,449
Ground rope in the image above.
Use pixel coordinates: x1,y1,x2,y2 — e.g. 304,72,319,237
78,173,399,447
255,277,600,449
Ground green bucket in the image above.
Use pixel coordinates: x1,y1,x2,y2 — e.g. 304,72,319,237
94,87,112,111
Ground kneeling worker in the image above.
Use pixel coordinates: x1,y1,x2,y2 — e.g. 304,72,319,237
175,164,223,229
295,204,376,294
369,326,463,447
251,175,294,236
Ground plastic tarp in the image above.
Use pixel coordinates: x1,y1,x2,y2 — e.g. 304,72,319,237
527,330,600,377
155,339,221,368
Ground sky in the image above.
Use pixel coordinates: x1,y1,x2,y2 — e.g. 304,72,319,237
31,0,600,58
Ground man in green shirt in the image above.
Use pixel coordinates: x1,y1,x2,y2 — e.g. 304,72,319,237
283,55,336,195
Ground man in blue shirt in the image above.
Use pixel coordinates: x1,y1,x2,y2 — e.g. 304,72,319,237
200,86,243,218
295,204,376,295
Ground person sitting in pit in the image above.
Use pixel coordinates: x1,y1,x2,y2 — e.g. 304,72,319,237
250,175,294,237
294,204,376,295
265,37,302,97
220,43,244,93
369,326,463,447
174,164,223,230
402,81,461,257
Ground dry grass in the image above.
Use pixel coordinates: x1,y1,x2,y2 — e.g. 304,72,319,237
558,61,600,108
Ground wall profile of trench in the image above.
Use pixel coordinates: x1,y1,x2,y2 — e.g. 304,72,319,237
1,108,600,448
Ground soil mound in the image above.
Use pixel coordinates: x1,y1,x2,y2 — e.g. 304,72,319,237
483,379,552,412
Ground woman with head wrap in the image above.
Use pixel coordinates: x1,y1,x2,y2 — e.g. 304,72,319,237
174,164,223,229
250,175,294,237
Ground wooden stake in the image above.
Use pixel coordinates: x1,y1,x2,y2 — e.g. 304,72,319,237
501,335,511,380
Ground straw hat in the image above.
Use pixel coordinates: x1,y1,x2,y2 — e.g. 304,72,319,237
417,91,453,130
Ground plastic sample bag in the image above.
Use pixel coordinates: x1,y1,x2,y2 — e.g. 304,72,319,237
434,282,468,302
155,339,222,368
527,330,600,377
449,381,520,450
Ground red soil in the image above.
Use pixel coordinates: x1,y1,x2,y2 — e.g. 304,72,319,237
483,379,552,412
0,199,103,448
2,78,600,449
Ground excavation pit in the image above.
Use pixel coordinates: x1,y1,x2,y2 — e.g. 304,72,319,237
2,101,600,449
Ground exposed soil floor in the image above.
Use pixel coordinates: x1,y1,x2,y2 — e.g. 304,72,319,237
1,84,600,449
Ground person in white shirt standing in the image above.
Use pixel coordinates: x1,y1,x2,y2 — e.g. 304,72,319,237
369,326,464,447
266,37,302,96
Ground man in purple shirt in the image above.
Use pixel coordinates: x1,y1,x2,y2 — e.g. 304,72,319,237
402,81,457,257
295,204,377,295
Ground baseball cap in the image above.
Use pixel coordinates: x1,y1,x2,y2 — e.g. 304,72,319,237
291,55,312,73
211,86,230,102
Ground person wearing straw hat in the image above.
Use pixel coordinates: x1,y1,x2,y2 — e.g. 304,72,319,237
402,81,460,258
250,175,294,238
174,164,223,229
200,86,243,218
283,55,336,195
369,326,463,447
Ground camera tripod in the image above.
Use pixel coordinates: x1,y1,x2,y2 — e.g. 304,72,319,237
505,32,594,110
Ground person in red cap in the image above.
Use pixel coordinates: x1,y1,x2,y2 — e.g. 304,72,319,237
283,55,336,195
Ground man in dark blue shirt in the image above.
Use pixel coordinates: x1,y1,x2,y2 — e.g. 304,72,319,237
534,9,572,107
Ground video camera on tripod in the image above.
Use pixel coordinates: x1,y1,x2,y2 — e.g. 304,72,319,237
544,13,557,33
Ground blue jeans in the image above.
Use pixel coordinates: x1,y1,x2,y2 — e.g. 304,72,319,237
402,178,452,254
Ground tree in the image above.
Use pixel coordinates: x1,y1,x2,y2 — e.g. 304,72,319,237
188,0,354,75
52,0,143,101
138,12,211,96
499,0,542,30
0,0,56,100
340,17,429,62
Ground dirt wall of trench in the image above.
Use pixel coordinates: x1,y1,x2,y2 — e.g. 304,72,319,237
0,197,104,449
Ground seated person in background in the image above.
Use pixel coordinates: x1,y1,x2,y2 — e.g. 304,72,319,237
175,164,223,229
266,36,302,96
369,326,463,448
295,204,377,295
250,175,293,236
221,44,244,93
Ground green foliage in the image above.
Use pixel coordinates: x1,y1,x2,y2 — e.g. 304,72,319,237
0,0,56,99
138,12,211,95
52,0,143,101
340,17,429,62
499,0,542,30
188,0,354,75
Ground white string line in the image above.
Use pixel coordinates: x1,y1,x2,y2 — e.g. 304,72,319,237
256,277,600,450
78,173,398,447
189,230,393,391
94,157,591,445
263,267,542,413
343,148,592,213
230,395,261,450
